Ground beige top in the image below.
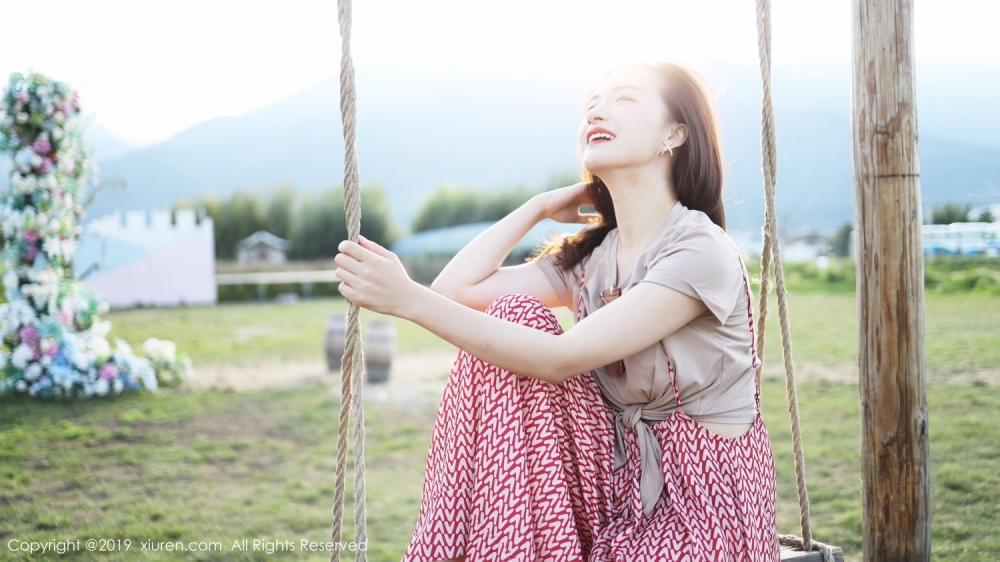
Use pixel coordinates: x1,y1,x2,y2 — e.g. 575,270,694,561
534,200,760,516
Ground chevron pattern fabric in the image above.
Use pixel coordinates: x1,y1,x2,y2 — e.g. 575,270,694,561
402,290,780,561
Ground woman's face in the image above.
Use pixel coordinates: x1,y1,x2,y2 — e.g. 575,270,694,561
577,66,675,174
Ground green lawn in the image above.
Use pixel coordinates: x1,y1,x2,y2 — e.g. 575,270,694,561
1,290,998,561
104,291,1000,380
1,378,998,561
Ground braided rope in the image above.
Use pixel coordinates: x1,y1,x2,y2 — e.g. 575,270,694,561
754,1,835,561
330,0,368,560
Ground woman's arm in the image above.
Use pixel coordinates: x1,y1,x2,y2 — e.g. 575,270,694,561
430,195,546,294
429,182,595,311
399,278,708,384
335,236,707,384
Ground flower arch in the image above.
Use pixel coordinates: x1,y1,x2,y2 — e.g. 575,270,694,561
0,72,190,399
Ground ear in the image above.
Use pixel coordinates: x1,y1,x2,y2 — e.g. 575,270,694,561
669,123,688,148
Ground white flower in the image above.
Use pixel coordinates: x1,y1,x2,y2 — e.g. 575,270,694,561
53,112,65,125
40,355,52,366
16,112,28,124
94,378,109,396
15,147,35,169
2,270,17,291
114,338,133,357
92,320,112,338
140,362,158,391
12,344,34,369
90,337,111,360
24,363,43,381
142,338,176,362
15,380,27,392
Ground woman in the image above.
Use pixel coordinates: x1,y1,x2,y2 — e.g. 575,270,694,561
334,61,780,561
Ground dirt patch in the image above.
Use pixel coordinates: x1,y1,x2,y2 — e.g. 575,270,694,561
182,350,999,408
181,349,460,412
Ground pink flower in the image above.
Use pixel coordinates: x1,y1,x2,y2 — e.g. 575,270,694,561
99,364,119,381
24,245,38,262
59,308,73,326
14,91,28,103
20,325,40,350
38,160,51,174
32,137,52,156
44,343,59,358
24,230,38,243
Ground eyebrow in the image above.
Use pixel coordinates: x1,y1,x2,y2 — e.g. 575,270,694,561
588,85,644,104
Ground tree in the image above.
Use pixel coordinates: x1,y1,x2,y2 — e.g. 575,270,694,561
290,184,398,260
264,184,297,240
829,222,854,257
930,202,974,224
412,184,540,232
412,186,482,232
190,190,267,260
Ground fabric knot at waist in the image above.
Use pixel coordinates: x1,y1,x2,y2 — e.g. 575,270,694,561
612,403,670,518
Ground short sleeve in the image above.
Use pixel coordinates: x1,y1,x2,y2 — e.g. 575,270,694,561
533,251,577,311
639,224,744,324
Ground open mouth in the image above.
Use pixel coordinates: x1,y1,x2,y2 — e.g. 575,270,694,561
588,132,616,144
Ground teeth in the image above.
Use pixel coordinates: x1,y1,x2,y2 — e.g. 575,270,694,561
589,132,614,143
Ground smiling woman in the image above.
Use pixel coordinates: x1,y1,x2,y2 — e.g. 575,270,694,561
332,59,783,561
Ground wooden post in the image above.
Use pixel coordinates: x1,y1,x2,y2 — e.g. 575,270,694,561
852,0,930,560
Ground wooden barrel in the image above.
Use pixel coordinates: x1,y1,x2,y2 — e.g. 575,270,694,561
324,315,347,371
364,319,396,384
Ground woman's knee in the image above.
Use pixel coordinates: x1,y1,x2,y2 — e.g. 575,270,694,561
484,294,562,333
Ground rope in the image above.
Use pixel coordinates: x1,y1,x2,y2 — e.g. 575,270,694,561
778,535,839,562
754,1,835,561
330,0,368,560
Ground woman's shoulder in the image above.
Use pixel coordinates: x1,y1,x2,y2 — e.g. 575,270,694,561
654,208,736,258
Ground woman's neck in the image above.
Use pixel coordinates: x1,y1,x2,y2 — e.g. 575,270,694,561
601,167,678,253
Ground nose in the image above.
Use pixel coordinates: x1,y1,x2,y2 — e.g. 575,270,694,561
586,101,607,124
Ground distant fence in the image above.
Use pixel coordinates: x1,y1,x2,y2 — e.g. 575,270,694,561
215,270,340,300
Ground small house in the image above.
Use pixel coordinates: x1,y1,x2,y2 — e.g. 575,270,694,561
236,231,294,264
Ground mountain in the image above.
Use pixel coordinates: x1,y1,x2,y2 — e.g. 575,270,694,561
26,62,1000,239
84,120,136,162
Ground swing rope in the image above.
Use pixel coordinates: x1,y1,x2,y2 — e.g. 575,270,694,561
330,0,368,560
754,0,836,560
330,0,836,560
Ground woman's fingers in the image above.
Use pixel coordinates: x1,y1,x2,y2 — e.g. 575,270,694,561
358,235,393,259
334,267,359,285
337,239,370,262
333,252,363,275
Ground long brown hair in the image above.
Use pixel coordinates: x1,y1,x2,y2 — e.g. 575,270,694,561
531,61,727,271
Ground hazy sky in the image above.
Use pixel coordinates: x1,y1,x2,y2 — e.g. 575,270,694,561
2,0,995,148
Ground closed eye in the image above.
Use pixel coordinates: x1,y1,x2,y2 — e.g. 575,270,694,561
616,96,634,102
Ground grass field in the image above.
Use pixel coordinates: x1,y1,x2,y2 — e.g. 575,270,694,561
102,291,1000,381
1,290,999,561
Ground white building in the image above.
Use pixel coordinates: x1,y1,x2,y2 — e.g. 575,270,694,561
922,221,1000,256
236,231,293,265
74,209,217,308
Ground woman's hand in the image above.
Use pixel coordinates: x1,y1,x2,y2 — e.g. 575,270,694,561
539,181,599,224
334,235,418,317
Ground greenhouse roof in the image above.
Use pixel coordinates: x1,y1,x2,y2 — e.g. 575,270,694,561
391,219,588,257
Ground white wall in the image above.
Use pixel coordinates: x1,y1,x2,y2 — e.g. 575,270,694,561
75,209,216,308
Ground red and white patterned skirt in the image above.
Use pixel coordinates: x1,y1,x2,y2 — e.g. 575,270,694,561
401,294,780,562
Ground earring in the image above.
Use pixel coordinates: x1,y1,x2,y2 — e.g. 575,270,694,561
659,142,674,157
